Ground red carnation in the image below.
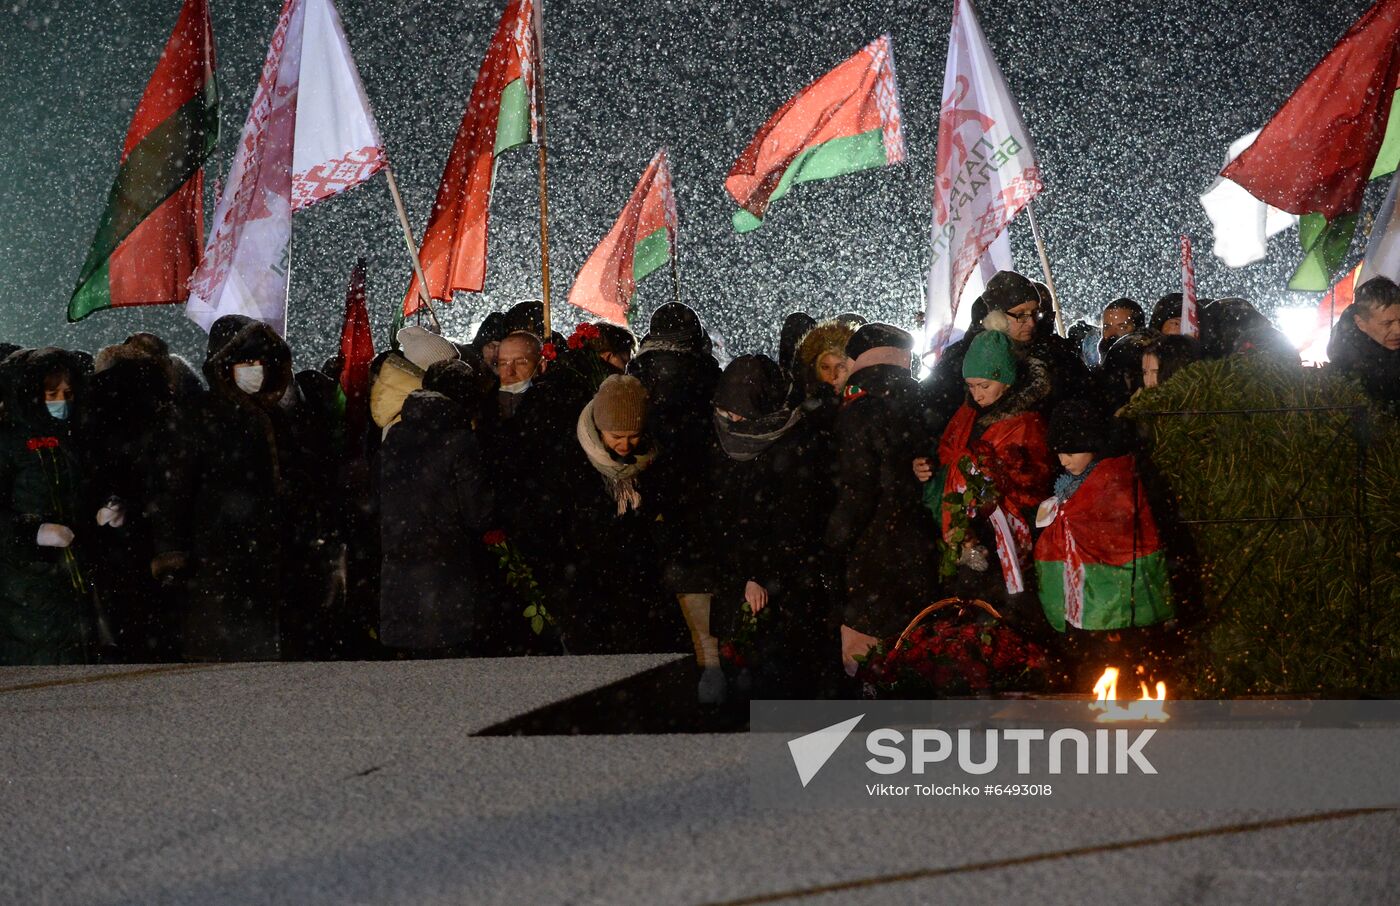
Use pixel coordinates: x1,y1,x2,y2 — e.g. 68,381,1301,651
26,437,59,451
482,529,507,547
541,342,558,362
580,323,601,339
567,335,585,351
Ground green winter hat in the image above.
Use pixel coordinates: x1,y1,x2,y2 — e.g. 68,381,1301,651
962,329,1018,385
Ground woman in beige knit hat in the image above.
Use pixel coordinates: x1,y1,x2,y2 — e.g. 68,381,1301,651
554,376,683,655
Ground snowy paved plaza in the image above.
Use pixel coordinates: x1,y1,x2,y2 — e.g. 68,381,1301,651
3,656,1397,904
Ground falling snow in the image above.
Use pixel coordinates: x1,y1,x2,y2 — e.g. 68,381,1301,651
0,0,1378,366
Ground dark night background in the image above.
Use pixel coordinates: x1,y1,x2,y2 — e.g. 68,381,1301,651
0,0,1374,367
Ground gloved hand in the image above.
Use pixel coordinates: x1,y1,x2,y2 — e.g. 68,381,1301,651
744,580,769,615
957,542,990,573
150,551,188,581
36,523,74,548
96,499,127,528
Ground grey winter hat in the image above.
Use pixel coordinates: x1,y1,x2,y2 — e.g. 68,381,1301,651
397,326,460,371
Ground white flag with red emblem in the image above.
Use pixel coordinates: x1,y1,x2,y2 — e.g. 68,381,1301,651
1180,234,1200,338
187,0,385,335
924,0,1043,354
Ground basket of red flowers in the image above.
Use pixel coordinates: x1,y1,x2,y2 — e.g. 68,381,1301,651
857,598,1049,698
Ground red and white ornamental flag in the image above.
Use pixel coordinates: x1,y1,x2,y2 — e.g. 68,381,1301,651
924,0,1043,354
187,0,385,335
1180,234,1199,338
568,148,678,325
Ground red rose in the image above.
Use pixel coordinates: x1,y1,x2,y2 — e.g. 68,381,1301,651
567,335,584,351
541,342,558,362
482,529,507,547
26,437,59,451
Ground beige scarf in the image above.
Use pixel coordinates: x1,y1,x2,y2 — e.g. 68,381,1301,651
576,401,658,515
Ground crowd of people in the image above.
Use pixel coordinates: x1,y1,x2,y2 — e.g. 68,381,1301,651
3,270,1398,702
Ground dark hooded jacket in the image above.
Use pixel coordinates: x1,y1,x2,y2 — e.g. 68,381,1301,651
0,348,90,664
825,363,940,638
152,316,335,661
627,314,722,593
1327,307,1400,410
378,389,494,650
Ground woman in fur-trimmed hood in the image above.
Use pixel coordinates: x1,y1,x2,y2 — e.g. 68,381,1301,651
793,319,857,399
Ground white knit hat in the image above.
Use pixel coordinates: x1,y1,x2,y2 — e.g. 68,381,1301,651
396,326,460,371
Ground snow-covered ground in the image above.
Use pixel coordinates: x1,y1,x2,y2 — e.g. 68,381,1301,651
3,657,1396,905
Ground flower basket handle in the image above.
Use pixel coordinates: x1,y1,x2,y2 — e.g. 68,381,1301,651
894,597,1003,651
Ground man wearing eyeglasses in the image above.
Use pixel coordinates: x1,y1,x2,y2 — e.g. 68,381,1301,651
496,331,546,421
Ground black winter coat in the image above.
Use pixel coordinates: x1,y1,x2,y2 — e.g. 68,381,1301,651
153,316,335,662
378,390,493,650
825,364,940,638
1328,307,1400,411
627,345,722,592
0,348,91,665
546,414,684,654
79,355,185,661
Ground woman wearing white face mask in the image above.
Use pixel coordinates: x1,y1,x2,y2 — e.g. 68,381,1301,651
0,347,92,665
232,360,265,395
149,315,330,662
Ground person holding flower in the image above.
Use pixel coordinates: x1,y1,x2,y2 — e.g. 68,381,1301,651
916,328,1054,633
0,347,92,665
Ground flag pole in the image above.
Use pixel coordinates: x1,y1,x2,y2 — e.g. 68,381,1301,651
1026,202,1065,337
668,237,682,307
532,2,555,340
383,164,443,334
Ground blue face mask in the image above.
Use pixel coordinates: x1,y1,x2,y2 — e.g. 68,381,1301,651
46,400,70,421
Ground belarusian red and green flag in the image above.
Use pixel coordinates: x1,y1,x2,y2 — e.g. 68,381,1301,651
69,0,218,322
1219,0,1400,291
567,149,678,324
403,0,540,316
726,34,906,233
1034,456,1173,633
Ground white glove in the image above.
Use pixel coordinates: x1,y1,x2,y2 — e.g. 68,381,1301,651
96,501,127,528
37,523,75,548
